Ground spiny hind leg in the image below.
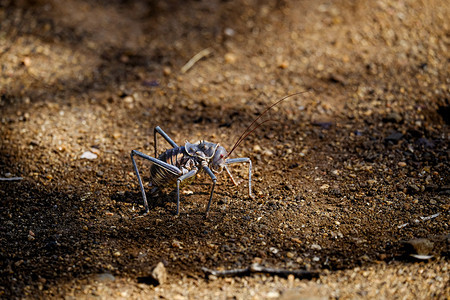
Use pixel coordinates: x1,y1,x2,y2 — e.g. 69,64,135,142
154,126,178,157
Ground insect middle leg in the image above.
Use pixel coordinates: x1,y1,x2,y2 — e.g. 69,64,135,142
175,169,197,215
154,126,178,157
225,157,254,198
202,166,217,217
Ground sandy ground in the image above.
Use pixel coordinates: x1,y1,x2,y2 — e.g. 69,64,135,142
0,0,449,299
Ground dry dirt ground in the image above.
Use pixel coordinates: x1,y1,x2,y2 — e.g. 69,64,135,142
0,0,449,299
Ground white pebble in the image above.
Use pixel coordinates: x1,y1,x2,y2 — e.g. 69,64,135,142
80,151,97,160
262,150,273,156
224,27,235,37
269,247,279,254
320,184,330,190
311,244,322,250
253,145,262,153
266,291,280,298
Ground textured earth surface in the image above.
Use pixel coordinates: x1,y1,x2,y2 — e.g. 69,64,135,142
0,0,449,299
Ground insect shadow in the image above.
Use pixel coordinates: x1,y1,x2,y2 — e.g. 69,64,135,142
110,190,169,212
111,184,229,214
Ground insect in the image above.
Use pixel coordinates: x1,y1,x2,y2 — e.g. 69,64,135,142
130,92,306,216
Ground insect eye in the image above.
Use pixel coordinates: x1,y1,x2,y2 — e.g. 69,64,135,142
220,154,224,158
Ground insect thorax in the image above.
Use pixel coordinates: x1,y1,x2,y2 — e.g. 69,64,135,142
185,140,219,159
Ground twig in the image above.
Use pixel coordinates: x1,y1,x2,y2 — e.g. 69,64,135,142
181,48,212,73
202,263,319,279
420,212,440,221
397,212,441,229
397,223,409,229
203,267,249,277
0,177,23,181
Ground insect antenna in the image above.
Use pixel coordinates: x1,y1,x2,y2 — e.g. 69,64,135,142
226,91,309,158
227,118,277,156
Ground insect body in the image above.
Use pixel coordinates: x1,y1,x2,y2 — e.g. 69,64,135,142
131,126,252,216
130,92,307,216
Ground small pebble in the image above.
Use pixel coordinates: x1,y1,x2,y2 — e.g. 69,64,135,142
408,184,421,193
80,151,97,160
320,184,330,190
269,247,279,254
163,66,172,76
331,169,340,176
208,275,218,281
224,53,237,64
123,96,134,103
291,238,302,245
253,145,262,153
278,61,289,69
151,262,167,285
311,244,322,250
95,273,115,283
262,149,273,156
224,27,235,36
172,240,183,249
28,234,35,241
266,291,280,298
383,112,403,123
22,56,31,67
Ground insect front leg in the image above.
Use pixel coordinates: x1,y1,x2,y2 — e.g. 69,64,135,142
130,150,182,214
202,166,217,217
224,165,239,186
225,157,254,199
154,126,178,157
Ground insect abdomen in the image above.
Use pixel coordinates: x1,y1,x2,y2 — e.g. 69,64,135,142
150,146,191,187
